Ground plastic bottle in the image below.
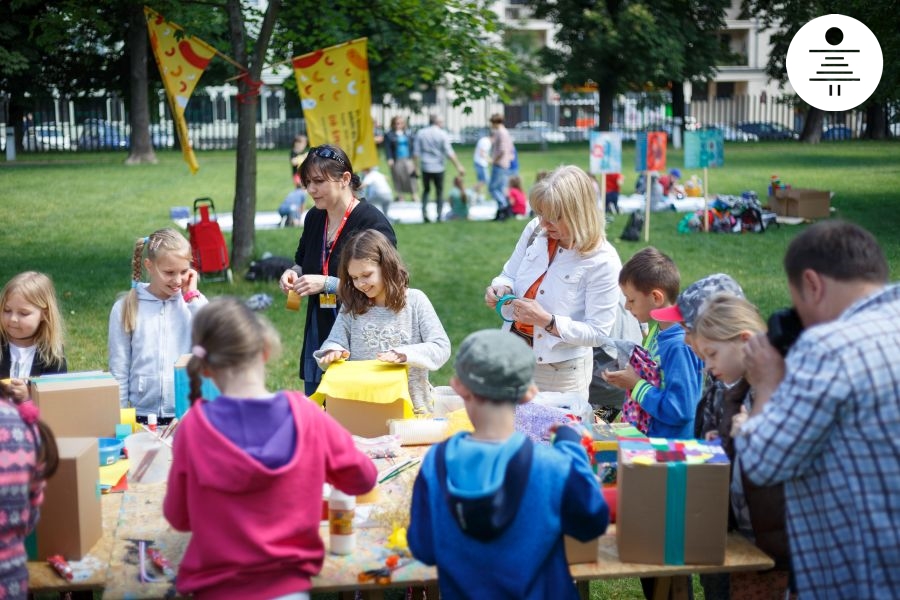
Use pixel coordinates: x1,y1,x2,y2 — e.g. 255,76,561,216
328,488,356,555
147,413,158,432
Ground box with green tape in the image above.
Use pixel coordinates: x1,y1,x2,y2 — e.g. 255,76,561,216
617,438,729,565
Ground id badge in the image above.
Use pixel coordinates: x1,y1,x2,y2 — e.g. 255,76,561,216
319,293,337,308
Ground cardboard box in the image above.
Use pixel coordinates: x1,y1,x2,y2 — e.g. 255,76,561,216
768,188,831,219
617,439,729,565
30,372,120,438
325,396,407,437
33,437,102,560
565,535,599,564
173,354,221,418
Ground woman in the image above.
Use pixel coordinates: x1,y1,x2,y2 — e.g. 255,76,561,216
484,165,622,399
279,145,396,395
383,116,418,203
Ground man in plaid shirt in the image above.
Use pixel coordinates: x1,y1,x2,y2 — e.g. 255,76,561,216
736,220,900,599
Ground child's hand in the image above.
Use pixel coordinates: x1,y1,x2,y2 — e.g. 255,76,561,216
320,350,350,365
377,350,406,364
183,268,199,293
601,366,639,390
730,405,750,438
7,379,29,403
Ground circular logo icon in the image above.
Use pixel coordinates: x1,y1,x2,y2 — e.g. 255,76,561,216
787,14,883,112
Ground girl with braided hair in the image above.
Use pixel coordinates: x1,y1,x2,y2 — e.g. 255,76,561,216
108,228,207,423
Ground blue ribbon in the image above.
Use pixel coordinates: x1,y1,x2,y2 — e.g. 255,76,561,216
664,461,687,564
495,294,518,322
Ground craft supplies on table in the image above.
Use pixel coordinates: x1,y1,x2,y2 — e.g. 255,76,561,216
388,418,448,445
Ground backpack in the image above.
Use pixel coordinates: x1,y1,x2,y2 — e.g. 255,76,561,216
245,255,294,282
620,211,644,241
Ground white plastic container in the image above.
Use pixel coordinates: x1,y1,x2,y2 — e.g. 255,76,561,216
432,386,465,417
328,488,356,555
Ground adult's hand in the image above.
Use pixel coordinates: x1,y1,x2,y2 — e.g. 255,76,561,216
292,274,328,297
484,284,511,309
279,269,298,294
742,332,785,414
510,298,549,328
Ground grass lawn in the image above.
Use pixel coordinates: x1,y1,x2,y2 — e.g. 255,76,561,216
5,140,900,599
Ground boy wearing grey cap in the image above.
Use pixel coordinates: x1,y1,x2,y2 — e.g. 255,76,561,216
408,330,609,599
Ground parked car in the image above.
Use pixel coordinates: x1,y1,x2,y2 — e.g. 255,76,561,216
512,121,566,143
29,123,73,150
736,121,798,140
707,124,759,142
78,119,129,150
822,125,853,140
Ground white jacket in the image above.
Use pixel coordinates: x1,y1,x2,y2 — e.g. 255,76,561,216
492,219,622,365
108,283,208,417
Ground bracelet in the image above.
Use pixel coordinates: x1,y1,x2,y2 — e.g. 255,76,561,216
324,276,339,295
183,290,201,303
544,314,556,332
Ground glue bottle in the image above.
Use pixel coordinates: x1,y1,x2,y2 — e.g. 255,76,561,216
328,488,356,555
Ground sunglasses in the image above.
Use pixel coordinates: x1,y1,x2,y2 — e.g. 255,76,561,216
312,146,347,168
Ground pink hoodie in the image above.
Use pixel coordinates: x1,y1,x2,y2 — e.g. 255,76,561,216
164,392,376,599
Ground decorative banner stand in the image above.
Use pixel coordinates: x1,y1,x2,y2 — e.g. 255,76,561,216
684,129,725,232
589,131,623,218
635,132,668,242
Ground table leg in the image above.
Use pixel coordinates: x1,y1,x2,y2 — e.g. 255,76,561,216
576,579,590,600
651,575,692,600
652,577,672,600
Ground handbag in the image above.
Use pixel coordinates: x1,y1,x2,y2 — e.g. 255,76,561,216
621,345,658,434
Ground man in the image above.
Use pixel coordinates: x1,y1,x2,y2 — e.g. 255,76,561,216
413,114,464,223
488,113,515,221
736,220,900,598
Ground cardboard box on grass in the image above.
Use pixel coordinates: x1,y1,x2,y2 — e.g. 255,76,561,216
617,438,729,565
310,360,414,438
174,354,221,418
30,372,120,438
768,188,831,220
30,438,102,560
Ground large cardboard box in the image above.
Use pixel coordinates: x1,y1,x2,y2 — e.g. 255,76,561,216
30,372,120,438
617,439,729,565
768,188,831,219
33,437,102,560
325,396,406,438
565,535,599,564
174,354,221,418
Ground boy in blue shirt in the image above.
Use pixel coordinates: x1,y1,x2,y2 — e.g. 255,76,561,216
603,247,703,438
408,330,608,599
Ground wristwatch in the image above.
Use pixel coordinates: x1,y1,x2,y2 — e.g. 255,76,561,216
545,314,556,332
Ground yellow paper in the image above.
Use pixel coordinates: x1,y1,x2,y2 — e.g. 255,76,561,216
120,407,138,432
99,459,131,487
309,359,414,418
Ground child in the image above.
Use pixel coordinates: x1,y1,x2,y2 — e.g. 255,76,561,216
604,172,624,214
361,165,394,217
108,228,208,422
0,380,58,599
279,182,308,227
693,295,793,599
408,329,608,598
163,297,376,599
446,174,469,220
507,174,528,217
0,272,67,403
314,230,450,413
602,247,703,438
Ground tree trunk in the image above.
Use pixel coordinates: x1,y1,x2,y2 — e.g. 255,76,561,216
225,0,281,270
799,107,823,143
125,3,157,165
864,102,886,140
597,74,618,130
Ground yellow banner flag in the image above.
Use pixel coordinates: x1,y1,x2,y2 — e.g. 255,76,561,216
292,39,378,170
145,6,216,174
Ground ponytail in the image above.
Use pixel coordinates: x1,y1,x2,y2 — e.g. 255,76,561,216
121,236,147,334
34,420,58,479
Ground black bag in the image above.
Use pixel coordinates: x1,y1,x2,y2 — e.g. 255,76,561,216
245,255,294,282
620,211,644,241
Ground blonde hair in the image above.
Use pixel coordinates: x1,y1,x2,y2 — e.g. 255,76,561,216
692,294,766,343
0,271,66,369
187,297,281,404
528,165,604,253
121,228,192,333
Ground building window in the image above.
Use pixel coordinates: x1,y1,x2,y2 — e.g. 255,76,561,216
716,82,735,99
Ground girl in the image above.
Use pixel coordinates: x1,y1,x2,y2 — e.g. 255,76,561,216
0,379,58,599
446,174,468,220
108,228,207,422
315,229,451,414
692,294,793,600
164,297,376,600
0,272,67,402
507,174,528,217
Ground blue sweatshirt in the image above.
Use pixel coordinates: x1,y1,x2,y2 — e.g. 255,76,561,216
631,323,703,438
408,428,608,599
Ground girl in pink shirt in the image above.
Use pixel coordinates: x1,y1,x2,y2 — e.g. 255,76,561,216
507,174,528,216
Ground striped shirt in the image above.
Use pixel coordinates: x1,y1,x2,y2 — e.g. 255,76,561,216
736,284,900,599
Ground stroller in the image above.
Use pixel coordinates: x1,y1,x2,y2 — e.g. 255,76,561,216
187,198,233,283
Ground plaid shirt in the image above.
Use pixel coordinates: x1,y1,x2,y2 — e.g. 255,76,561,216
736,284,900,599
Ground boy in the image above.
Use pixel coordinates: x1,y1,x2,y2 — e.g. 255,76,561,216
603,247,703,438
408,330,608,599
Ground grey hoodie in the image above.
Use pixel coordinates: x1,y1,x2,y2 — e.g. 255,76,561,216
108,283,207,417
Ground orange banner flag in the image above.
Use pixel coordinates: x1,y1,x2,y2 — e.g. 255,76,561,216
144,6,216,174
292,39,378,170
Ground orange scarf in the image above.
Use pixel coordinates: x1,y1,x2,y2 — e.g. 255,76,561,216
513,238,559,337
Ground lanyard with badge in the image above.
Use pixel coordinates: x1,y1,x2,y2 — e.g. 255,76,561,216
320,200,356,309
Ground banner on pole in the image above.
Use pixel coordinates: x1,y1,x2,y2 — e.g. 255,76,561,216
589,132,622,174
292,39,377,170
635,132,667,173
684,129,725,169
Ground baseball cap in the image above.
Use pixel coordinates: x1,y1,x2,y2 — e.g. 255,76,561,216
670,168,682,179
650,273,744,330
455,330,534,403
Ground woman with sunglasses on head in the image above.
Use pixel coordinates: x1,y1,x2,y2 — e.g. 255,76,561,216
483,165,624,401
279,145,397,396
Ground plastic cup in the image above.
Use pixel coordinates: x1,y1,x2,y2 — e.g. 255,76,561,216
286,290,301,311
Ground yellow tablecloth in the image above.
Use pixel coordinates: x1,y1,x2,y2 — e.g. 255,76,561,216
309,359,415,419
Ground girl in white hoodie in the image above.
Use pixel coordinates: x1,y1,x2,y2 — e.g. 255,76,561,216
108,228,208,422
